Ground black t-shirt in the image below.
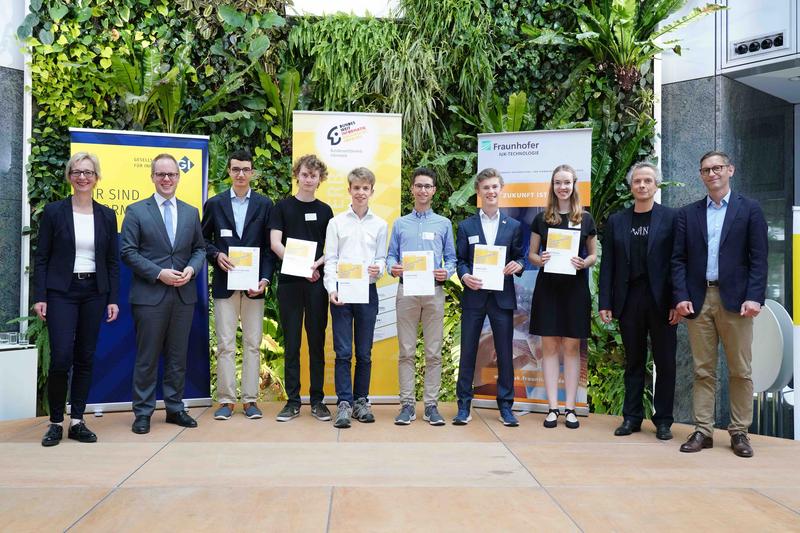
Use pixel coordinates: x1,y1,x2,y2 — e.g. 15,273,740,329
629,210,651,283
267,196,334,283
530,211,597,258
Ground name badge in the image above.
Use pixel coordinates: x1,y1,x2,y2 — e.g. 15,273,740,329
468,235,479,245
422,232,435,241
220,229,233,237
305,213,317,221
568,220,581,229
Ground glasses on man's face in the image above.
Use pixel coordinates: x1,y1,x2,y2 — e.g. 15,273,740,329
699,164,729,176
413,183,434,191
230,167,253,175
153,172,179,180
69,170,96,178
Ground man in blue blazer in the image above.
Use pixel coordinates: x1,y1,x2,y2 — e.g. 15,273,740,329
202,150,275,421
672,151,768,458
599,162,680,441
121,153,206,434
454,168,524,427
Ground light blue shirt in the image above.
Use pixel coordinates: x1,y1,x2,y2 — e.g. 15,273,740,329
230,188,251,238
386,208,457,279
706,190,731,281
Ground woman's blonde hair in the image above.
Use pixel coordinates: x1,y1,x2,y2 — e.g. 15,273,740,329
544,164,582,226
65,152,102,181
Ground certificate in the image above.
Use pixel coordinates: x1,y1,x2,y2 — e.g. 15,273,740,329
280,238,317,278
472,244,506,291
402,250,434,296
337,260,369,303
227,246,260,290
544,228,580,275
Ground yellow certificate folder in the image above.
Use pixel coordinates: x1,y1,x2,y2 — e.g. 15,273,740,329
337,262,365,280
402,253,429,272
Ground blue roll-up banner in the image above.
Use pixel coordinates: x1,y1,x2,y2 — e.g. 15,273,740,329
69,128,211,413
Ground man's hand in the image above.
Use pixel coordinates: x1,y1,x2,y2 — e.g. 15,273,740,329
676,300,694,317
599,309,613,324
33,302,47,321
367,264,381,278
740,300,762,318
433,268,448,282
173,266,195,287
462,274,483,291
329,291,343,306
158,269,184,286
106,304,119,323
502,261,522,276
247,279,268,297
668,308,681,325
216,252,235,272
390,264,404,278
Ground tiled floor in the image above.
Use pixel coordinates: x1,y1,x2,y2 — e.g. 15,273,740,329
2,403,799,532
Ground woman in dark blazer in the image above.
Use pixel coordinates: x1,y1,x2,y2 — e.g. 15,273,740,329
33,152,119,447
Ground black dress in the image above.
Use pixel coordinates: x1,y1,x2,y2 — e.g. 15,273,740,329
529,211,596,339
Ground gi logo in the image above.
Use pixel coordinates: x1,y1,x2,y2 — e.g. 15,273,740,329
178,156,195,174
479,140,492,151
327,125,342,146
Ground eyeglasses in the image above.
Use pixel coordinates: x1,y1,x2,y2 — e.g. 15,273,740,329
699,164,729,176
69,170,96,178
153,172,179,180
230,167,253,175
413,183,435,190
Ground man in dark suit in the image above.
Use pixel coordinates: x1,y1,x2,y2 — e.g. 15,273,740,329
599,162,680,441
121,153,206,434
672,150,768,458
454,168,524,427
202,149,274,421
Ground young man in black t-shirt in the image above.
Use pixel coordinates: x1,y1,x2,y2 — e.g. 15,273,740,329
268,155,334,422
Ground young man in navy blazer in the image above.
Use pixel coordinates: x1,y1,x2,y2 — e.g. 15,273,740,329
454,168,524,427
672,151,768,458
599,162,680,441
202,150,275,421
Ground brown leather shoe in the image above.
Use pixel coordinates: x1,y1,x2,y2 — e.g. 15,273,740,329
679,430,713,453
730,433,754,458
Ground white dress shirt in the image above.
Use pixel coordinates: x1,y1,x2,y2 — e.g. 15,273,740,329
323,205,388,294
479,209,500,246
153,192,178,237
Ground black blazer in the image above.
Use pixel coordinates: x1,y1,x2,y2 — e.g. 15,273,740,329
671,192,768,317
456,212,524,310
33,197,119,304
598,203,676,317
201,189,275,299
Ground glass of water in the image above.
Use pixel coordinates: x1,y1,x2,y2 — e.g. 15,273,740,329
0,333,9,345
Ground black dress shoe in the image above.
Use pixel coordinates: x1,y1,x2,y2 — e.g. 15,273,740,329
614,420,641,436
132,415,151,434
41,423,63,447
655,424,673,441
166,410,197,428
68,421,97,443
731,433,754,458
679,430,713,452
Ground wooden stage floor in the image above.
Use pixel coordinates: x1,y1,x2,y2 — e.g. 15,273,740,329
2,403,799,532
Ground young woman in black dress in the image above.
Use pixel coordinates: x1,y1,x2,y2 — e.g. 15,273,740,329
528,165,596,429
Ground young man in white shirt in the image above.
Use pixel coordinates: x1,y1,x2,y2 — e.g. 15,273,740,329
323,167,388,428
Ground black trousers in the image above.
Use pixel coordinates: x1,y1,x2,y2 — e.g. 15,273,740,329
277,279,328,406
46,277,107,423
618,280,677,426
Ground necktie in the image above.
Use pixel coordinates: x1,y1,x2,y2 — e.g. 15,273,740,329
163,199,175,247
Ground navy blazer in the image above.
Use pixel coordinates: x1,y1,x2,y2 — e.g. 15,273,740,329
598,203,676,316
456,212,524,310
33,197,119,304
671,192,768,317
201,188,275,299
120,195,206,306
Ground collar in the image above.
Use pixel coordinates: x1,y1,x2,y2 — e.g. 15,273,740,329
412,208,432,219
479,209,500,222
706,190,731,208
347,204,372,220
153,192,175,206
230,188,251,200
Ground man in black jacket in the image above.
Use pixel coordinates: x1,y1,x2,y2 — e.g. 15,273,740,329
599,162,679,440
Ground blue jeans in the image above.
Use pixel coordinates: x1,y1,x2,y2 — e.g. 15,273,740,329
330,284,379,405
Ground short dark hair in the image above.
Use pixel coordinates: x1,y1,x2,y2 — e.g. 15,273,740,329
411,166,437,187
699,150,731,166
228,149,253,168
292,154,328,182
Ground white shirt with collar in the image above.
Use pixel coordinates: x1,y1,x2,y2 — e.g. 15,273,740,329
153,192,178,237
323,205,388,294
479,209,500,246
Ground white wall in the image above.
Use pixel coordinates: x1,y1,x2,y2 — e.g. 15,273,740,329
0,0,25,70
660,0,717,84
